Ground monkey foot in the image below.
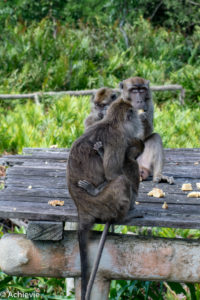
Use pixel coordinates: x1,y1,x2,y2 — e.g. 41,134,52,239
78,179,92,189
93,141,103,151
78,180,98,196
153,175,174,185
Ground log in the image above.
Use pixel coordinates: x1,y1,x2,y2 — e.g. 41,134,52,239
2,232,200,299
0,84,185,104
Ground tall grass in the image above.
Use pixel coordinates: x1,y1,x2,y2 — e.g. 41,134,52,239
0,96,199,154
0,96,90,153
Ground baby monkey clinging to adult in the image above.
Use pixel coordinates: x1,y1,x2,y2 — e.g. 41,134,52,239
67,98,144,300
84,87,120,129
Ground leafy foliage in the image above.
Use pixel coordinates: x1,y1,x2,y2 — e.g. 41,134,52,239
0,0,199,33
0,1,199,299
0,18,200,104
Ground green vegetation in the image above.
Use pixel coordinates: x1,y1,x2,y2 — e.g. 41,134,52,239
0,96,90,154
0,96,199,154
0,17,200,104
1,0,200,33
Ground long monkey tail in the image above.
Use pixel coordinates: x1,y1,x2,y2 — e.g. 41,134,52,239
85,222,110,300
78,226,90,300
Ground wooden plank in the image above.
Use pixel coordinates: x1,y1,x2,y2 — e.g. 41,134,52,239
1,191,200,209
0,153,68,161
0,195,76,209
2,203,200,229
5,164,199,178
27,221,64,240
0,187,197,205
139,179,200,192
5,176,199,191
0,200,75,210
121,214,200,229
6,167,66,177
1,187,69,198
132,203,200,215
23,148,69,154
6,176,68,189
163,165,200,178
0,147,200,229
0,159,67,167
0,205,77,222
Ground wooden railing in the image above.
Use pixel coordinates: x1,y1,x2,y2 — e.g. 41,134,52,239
0,84,185,105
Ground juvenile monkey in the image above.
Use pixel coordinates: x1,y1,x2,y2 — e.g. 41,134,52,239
67,98,144,300
119,77,174,184
84,87,120,129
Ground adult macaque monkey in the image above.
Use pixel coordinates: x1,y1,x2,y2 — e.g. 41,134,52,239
120,77,174,184
67,98,144,300
84,87,120,129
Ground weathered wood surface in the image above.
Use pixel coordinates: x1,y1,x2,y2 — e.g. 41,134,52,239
0,148,200,228
27,221,63,240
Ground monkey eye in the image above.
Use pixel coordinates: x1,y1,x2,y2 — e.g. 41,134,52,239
139,89,146,93
95,103,105,108
131,88,139,93
111,93,117,100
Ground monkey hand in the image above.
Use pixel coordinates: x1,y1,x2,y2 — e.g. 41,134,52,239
153,175,174,185
98,112,104,119
93,141,104,158
139,112,147,121
140,167,150,181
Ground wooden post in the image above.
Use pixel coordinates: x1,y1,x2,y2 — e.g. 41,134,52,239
75,277,110,300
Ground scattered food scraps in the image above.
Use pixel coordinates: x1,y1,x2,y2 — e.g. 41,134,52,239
194,162,199,165
162,202,168,209
135,201,140,205
138,109,144,114
28,185,32,189
48,200,64,206
181,183,192,191
196,183,200,190
148,188,165,198
187,192,200,198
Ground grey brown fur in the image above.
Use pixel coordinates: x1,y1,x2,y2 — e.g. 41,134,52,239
67,98,144,300
120,77,174,184
84,87,120,129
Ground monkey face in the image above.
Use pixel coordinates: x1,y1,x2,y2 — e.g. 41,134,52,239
120,77,150,112
93,88,120,119
94,102,110,119
127,85,148,111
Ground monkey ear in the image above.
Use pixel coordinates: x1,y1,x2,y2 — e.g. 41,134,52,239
98,88,106,96
145,80,150,88
119,81,123,89
90,94,95,102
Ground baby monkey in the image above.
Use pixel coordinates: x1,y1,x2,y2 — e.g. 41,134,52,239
67,98,144,300
84,87,120,129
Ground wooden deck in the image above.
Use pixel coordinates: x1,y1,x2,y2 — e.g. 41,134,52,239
0,148,200,229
